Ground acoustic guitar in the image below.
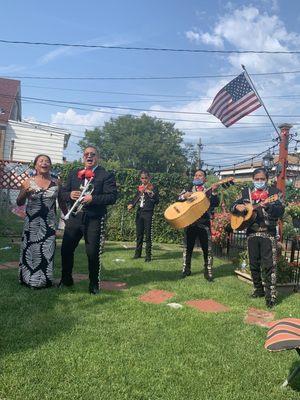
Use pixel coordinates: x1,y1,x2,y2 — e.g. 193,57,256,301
164,177,234,230
230,194,278,231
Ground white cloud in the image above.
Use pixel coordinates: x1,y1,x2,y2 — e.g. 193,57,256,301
51,108,111,129
185,30,223,48
50,108,117,160
0,64,25,74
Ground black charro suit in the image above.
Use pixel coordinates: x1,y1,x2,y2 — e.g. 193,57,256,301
59,166,117,288
129,185,159,260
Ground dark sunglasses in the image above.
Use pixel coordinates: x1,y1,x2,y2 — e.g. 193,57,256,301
84,152,96,157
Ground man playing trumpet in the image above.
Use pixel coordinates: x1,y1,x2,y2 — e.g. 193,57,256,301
59,146,117,294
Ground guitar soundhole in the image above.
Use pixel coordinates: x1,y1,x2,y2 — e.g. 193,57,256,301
174,206,180,213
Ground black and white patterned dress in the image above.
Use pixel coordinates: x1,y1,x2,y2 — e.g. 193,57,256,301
19,179,58,288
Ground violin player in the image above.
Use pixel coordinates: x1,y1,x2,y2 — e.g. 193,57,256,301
128,170,159,262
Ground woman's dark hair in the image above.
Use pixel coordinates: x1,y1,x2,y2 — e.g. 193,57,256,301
33,154,52,167
252,167,268,179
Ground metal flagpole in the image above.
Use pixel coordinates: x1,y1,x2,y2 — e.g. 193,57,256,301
241,64,280,138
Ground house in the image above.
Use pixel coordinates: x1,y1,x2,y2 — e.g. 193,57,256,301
0,77,21,158
0,77,70,163
4,120,70,164
219,154,300,187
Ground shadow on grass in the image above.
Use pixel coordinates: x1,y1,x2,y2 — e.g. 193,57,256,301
103,265,181,287
0,271,120,361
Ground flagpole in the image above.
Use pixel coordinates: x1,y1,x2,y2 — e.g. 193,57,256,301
241,64,280,137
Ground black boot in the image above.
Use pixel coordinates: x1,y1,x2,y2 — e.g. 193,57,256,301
266,298,276,308
181,267,191,278
250,288,265,298
89,282,100,295
204,264,213,282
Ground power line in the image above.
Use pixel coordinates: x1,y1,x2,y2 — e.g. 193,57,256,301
1,38,300,55
22,83,300,102
5,70,300,81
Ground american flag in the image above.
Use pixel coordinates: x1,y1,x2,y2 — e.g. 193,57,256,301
207,73,261,127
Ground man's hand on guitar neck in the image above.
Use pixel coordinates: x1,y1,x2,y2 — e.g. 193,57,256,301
236,204,247,213
183,191,193,199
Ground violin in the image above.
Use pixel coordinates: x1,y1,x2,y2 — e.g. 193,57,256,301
138,182,154,193
128,182,154,211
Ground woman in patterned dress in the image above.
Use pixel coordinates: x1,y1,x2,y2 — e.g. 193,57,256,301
17,154,61,289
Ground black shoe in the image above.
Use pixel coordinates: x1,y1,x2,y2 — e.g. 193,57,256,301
133,254,141,259
266,299,276,309
145,257,151,262
89,284,100,295
204,270,214,282
250,290,265,298
181,269,191,278
58,280,74,288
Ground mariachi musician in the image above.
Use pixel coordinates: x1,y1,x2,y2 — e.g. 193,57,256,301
179,169,219,281
178,169,219,282
127,170,159,262
230,167,284,308
59,146,117,295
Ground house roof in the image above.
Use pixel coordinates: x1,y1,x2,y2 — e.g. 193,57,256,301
0,77,20,125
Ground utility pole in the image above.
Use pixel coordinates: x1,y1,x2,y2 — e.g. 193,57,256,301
276,123,292,200
197,137,203,169
276,123,292,241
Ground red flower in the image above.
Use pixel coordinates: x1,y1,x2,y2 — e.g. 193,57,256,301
77,169,95,180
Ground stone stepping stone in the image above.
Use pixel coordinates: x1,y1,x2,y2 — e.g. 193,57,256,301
101,281,127,291
139,289,175,304
244,307,274,328
167,302,183,309
0,261,19,270
186,299,230,313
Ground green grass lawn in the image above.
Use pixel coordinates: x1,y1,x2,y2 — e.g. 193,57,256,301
1,237,300,400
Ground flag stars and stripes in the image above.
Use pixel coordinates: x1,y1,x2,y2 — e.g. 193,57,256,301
207,72,262,127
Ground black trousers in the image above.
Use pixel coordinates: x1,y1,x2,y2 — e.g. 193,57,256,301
183,223,213,277
61,213,105,286
135,209,153,258
247,233,277,301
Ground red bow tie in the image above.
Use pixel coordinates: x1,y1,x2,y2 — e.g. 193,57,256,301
195,185,204,192
77,169,95,180
251,189,268,201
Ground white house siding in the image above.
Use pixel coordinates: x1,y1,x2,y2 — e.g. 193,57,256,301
3,120,69,163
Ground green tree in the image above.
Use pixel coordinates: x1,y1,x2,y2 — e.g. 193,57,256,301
78,114,187,173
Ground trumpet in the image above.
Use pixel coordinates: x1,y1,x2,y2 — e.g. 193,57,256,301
63,177,94,221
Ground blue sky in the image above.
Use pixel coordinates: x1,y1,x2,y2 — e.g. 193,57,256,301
1,0,300,167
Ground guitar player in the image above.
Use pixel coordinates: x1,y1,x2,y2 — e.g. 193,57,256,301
178,169,219,281
231,168,284,308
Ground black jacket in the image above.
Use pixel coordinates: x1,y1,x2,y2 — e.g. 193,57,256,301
231,185,284,235
59,166,117,218
129,185,159,212
178,184,220,226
